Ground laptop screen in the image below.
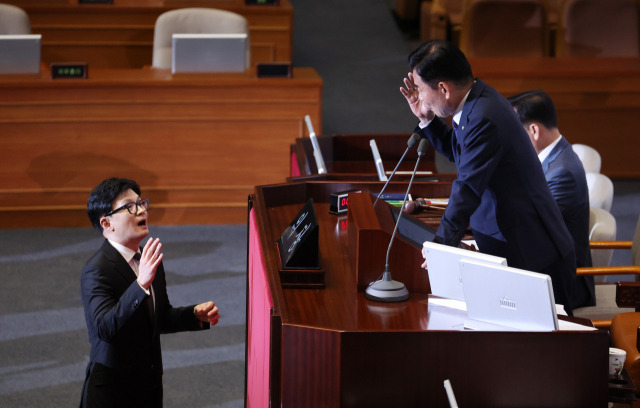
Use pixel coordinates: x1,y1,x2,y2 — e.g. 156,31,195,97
0,35,41,74
172,33,247,74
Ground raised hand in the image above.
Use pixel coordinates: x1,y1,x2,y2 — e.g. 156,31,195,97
137,237,163,290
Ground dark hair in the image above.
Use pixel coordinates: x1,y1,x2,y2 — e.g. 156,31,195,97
408,40,473,89
87,177,141,231
508,89,558,130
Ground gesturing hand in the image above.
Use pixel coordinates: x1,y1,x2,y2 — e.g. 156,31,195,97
399,72,434,126
137,237,163,290
194,301,220,326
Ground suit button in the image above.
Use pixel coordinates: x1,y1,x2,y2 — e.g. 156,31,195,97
133,300,139,307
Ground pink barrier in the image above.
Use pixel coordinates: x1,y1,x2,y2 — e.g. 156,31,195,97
247,208,273,408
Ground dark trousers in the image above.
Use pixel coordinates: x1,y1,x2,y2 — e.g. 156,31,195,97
80,362,163,408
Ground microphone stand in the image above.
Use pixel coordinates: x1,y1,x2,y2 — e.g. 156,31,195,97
373,133,421,207
365,139,429,302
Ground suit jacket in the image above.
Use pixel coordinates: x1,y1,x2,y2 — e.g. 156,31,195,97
79,239,208,408
418,79,577,312
543,136,595,307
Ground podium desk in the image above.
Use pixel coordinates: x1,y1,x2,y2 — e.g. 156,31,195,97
0,66,321,227
5,0,293,69
290,133,438,178
469,57,640,179
247,181,609,408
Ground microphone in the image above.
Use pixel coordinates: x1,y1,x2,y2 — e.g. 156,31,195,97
365,138,429,302
304,114,326,174
373,133,421,207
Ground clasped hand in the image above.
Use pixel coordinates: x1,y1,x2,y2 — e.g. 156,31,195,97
194,301,220,326
137,237,163,290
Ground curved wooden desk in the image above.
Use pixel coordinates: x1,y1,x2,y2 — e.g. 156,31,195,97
247,180,609,407
0,66,321,227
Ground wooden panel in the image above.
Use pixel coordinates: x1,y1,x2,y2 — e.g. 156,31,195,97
469,57,640,179
248,181,610,407
6,0,292,68
0,67,321,227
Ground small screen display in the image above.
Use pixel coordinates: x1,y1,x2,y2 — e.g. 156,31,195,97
389,206,436,248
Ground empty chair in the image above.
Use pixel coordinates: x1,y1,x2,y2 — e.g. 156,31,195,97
572,143,601,173
459,0,549,57
586,172,614,212
589,207,617,268
152,8,250,70
0,4,31,34
556,0,640,57
576,215,640,328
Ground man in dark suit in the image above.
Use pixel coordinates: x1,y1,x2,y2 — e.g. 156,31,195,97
509,89,595,309
400,40,578,314
79,177,219,408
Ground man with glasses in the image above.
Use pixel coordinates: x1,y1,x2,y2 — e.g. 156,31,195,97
79,177,219,408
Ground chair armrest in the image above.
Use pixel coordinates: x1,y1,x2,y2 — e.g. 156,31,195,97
590,240,633,250
577,266,640,276
617,282,640,308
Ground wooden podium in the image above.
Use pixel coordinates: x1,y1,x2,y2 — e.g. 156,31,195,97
246,180,609,408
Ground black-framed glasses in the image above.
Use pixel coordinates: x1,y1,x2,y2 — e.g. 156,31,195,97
105,199,150,216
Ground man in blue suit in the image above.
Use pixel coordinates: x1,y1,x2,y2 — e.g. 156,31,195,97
509,90,595,309
79,177,220,408
400,40,578,314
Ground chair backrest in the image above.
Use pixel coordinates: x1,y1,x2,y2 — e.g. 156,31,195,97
586,172,614,212
556,0,640,57
0,4,31,35
152,8,249,70
572,143,601,173
588,207,617,267
459,0,549,57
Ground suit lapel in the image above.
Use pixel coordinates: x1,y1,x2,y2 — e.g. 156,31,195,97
101,240,137,284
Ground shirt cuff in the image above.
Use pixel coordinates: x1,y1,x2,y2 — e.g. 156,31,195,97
137,281,150,296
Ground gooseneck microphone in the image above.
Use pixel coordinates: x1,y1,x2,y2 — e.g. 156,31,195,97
372,133,421,207
365,138,430,302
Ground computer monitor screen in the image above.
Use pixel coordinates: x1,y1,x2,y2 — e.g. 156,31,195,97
423,241,507,301
0,34,41,74
389,205,436,248
172,33,247,74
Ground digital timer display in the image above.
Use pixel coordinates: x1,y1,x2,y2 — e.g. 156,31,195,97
329,189,360,215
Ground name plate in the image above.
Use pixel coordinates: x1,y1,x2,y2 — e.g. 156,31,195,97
277,198,319,269
50,63,88,79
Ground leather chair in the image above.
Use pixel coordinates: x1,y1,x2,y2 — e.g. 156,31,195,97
589,207,617,269
572,143,602,173
152,8,250,70
610,281,640,399
459,0,550,57
586,172,614,212
576,215,640,328
556,0,640,57
0,4,31,34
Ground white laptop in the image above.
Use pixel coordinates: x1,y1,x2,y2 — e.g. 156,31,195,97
172,33,248,74
423,241,507,302
0,34,41,74
459,258,559,331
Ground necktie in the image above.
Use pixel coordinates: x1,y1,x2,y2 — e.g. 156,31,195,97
133,252,155,323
